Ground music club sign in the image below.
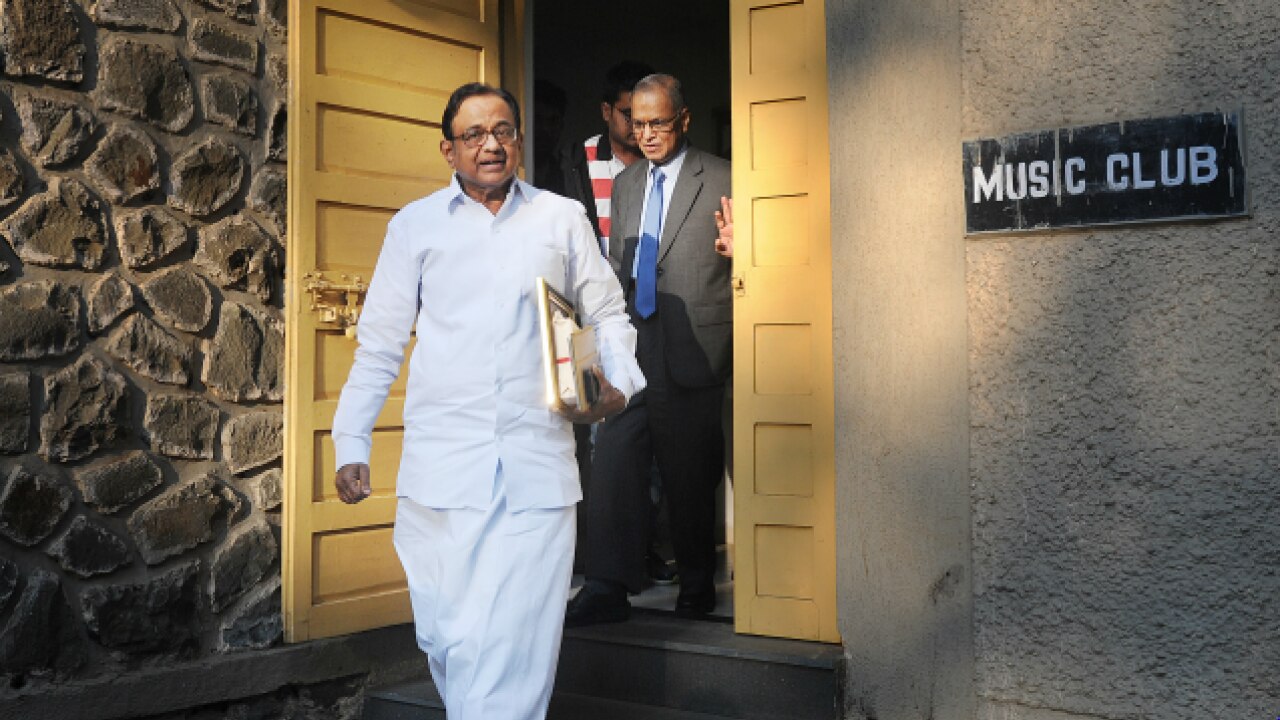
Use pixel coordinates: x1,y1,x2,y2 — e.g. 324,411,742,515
963,111,1248,234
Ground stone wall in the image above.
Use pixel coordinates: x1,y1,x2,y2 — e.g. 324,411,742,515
140,676,365,720
963,2,1280,719
0,0,288,689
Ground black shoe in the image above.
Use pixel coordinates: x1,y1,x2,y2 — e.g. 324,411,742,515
566,582,631,628
646,550,678,586
674,589,716,618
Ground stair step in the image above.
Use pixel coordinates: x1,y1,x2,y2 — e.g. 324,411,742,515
364,611,842,720
556,610,841,719
364,686,735,720
548,692,736,719
363,680,444,720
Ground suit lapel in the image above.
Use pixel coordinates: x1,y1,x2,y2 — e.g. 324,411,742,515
659,148,703,264
622,162,647,236
611,161,648,265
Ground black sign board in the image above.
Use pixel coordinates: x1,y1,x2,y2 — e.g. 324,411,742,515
963,111,1247,234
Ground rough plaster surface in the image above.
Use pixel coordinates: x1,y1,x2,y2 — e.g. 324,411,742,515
963,1,1280,718
827,1,973,719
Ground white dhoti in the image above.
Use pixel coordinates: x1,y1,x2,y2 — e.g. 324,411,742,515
392,465,576,720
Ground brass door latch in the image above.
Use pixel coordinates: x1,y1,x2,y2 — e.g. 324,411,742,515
731,274,746,297
303,271,367,338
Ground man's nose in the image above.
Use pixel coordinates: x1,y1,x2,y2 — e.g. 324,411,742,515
481,130,503,150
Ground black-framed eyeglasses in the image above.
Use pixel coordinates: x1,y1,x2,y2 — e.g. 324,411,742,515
631,113,681,134
609,105,632,122
455,124,519,148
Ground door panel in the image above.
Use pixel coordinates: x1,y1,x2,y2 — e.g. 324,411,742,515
731,0,838,642
284,0,509,642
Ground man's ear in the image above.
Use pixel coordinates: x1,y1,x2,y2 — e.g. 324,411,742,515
600,101,613,124
439,138,454,167
679,108,691,134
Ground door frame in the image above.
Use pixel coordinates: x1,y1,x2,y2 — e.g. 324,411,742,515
283,0,837,644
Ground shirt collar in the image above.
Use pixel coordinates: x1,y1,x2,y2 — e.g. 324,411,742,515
447,174,530,214
649,142,688,183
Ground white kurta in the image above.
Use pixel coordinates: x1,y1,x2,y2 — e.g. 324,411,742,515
332,176,645,509
331,176,644,719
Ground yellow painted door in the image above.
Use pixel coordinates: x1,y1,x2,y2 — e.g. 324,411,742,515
730,0,838,642
283,0,512,642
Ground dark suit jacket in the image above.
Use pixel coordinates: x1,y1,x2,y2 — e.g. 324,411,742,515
609,145,732,388
558,134,610,239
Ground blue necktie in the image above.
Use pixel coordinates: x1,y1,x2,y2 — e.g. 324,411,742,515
636,168,664,319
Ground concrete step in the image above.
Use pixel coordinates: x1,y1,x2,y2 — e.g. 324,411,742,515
548,692,738,719
364,685,734,720
364,610,843,720
363,680,443,720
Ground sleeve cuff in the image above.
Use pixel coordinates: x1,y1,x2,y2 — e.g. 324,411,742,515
333,435,372,471
597,336,646,403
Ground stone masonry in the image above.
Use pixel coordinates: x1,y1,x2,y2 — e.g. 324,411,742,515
0,0,288,689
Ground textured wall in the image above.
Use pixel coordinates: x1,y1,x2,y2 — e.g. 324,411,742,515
963,2,1280,719
827,1,974,719
0,0,289,689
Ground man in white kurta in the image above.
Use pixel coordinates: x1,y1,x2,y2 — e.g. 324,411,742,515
331,83,644,720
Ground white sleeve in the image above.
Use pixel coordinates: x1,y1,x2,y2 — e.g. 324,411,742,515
331,220,420,469
566,207,646,402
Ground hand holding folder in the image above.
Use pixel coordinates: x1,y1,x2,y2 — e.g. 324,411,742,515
536,278,624,423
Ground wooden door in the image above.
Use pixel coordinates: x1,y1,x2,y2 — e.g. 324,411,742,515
730,0,839,642
283,0,512,642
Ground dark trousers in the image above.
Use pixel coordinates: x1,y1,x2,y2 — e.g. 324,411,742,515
584,309,725,598
572,422,593,573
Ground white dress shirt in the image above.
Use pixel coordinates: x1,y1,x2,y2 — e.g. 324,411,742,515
631,143,688,277
332,176,645,511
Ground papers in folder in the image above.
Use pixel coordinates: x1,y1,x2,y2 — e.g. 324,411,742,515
536,277,601,413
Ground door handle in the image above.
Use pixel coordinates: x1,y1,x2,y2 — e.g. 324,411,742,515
303,271,367,338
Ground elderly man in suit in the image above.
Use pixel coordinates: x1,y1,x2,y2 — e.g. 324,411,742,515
567,73,735,625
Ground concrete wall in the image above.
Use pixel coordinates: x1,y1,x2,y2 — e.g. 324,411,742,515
962,2,1280,719
830,1,1277,719
826,1,974,719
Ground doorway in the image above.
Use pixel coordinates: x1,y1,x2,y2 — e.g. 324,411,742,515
283,0,836,645
529,0,735,618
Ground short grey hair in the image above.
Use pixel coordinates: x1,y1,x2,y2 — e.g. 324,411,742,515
633,73,685,113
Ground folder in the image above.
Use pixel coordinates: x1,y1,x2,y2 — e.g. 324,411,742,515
536,277,601,413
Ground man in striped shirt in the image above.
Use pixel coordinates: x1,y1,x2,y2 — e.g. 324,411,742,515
559,61,654,253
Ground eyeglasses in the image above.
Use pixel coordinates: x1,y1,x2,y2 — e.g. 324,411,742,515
630,113,682,134
610,105,632,122
454,124,519,148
